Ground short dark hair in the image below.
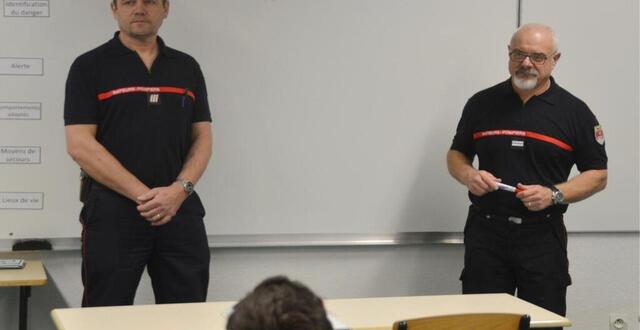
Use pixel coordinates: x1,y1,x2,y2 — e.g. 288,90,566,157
111,0,167,6
227,276,333,330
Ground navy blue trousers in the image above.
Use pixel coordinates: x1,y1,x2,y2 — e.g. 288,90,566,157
80,185,210,307
461,206,571,330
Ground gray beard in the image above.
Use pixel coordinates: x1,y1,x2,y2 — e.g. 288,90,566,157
512,76,538,90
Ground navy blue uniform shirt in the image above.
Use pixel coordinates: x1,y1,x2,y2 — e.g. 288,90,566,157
64,32,212,189
451,77,607,216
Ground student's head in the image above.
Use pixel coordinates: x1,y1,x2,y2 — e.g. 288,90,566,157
227,276,333,330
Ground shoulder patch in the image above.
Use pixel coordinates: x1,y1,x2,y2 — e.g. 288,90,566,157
594,125,605,145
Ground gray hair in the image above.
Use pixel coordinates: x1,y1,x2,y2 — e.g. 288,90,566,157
512,23,560,53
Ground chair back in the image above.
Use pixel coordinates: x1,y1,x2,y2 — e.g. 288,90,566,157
392,313,531,330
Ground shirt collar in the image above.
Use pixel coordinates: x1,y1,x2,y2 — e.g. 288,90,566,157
105,31,173,58
502,76,560,105
536,76,560,105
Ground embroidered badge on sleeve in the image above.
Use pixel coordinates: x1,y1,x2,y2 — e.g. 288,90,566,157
594,125,605,145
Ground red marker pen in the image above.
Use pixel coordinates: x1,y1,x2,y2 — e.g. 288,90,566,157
496,182,524,194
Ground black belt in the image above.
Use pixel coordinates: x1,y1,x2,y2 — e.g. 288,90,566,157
471,205,562,225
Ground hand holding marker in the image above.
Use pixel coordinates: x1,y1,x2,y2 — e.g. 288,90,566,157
496,182,523,194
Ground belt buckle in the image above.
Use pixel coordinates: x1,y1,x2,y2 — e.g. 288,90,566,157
507,216,523,224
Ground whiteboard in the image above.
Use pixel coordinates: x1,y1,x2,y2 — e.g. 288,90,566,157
521,0,639,232
0,0,634,240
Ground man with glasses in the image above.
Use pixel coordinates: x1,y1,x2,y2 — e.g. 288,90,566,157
446,23,607,325
64,0,212,306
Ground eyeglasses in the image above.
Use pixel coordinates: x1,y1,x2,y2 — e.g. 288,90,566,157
509,50,552,65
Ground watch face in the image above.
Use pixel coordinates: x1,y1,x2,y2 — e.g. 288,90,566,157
183,181,194,194
553,190,564,204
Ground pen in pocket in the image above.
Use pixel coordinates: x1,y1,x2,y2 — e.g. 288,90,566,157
182,88,190,108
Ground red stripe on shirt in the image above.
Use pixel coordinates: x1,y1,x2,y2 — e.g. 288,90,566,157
97,86,195,101
473,129,574,151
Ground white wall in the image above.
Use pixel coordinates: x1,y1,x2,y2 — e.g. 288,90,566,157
0,4,637,330
4,0,637,237
0,233,637,329
0,0,517,239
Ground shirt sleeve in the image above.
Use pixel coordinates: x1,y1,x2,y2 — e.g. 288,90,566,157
572,103,608,171
191,62,212,124
64,57,99,126
450,97,477,160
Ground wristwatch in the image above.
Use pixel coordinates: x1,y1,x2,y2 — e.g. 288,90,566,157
549,186,565,205
178,179,194,195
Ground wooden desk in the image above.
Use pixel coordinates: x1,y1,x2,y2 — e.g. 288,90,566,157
51,293,571,330
0,260,48,330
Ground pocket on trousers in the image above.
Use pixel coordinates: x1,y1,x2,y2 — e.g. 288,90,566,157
549,217,568,253
549,217,572,287
79,189,100,225
463,205,475,243
180,193,206,218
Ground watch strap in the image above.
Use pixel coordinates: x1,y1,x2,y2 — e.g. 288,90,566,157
177,179,194,195
549,185,564,205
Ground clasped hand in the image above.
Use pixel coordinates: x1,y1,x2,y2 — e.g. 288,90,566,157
136,182,188,226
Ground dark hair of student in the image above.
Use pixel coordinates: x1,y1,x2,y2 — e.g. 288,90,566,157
227,276,333,330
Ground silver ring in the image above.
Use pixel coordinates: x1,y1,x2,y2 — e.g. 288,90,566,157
156,213,162,218
527,202,531,207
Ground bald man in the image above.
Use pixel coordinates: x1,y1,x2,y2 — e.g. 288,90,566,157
447,23,607,324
